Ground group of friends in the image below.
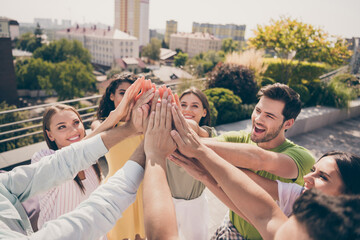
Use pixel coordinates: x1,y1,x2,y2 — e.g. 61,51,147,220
0,74,359,240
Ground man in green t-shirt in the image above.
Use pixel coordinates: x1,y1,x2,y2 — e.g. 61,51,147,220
201,83,315,240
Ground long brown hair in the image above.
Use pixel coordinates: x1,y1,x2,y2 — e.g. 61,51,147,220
179,87,211,126
42,104,102,193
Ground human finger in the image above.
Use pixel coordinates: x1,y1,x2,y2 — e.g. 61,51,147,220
154,102,161,128
150,90,159,112
159,96,168,127
170,129,186,148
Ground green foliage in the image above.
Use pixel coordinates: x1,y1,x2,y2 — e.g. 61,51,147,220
208,101,218,126
221,38,239,53
258,77,276,87
249,16,352,83
15,58,54,90
142,38,161,60
50,58,96,100
33,39,92,66
290,84,311,106
264,59,328,85
331,74,360,97
204,88,244,125
15,32,42,52
174,52,188,67
186,50,224,77
208,63,258,104
318,81,355,108
0,102,43,152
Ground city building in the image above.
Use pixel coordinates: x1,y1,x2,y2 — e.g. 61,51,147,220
0,17,19,105
56,26,139,67
160,48,177,66
165,20,177,45
0,17,19,40
192,22,246,49
114,0,149,47
169,32,221,58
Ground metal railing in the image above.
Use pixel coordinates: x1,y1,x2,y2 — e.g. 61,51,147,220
0,78,207,148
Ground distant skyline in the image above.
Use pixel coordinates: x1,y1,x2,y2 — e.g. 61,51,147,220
1,0,359,39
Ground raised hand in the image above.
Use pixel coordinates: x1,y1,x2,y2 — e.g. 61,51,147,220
169,151,210,182
144,91,176,164
130,88,155,133
170,105,206,159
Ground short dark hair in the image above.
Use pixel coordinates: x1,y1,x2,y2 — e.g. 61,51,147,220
293,189,360,240
319,151,360,194
257,83,301,121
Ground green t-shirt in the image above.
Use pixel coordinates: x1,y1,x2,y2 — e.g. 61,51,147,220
216,130,315,240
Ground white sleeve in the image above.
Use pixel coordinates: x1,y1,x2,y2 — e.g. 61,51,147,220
0,134,108,202
31,161,144,240
276,180,304,217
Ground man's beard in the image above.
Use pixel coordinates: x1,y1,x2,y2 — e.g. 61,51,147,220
251,122,284,143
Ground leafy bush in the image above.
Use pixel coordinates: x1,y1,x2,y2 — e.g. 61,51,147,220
264,59,329,85
290,84,311,106
208,63,258,104
318,81,355,108
208,101,218,126
204,88,244,125
331,74,360,97
258,77,276,87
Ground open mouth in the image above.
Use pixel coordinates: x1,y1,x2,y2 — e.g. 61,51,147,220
254,126,265,134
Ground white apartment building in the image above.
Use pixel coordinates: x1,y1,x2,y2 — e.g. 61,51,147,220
56,26,139,67
114,0,149,47
0,17,19,40
169,32,221,58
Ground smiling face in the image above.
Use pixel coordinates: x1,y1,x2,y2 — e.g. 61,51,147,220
251,96,293,148
46,110,85,149
180,93,207,124
303,156,344,196
110,81,132,108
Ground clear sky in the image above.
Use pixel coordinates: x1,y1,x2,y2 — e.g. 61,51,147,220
1,0,359,39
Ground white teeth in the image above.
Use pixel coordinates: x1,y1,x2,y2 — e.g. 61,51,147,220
68,136,80,141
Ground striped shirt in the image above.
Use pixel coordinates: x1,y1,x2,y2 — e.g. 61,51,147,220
31,149,100,229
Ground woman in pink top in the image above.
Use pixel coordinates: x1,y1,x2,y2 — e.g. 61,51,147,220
32,104,102,228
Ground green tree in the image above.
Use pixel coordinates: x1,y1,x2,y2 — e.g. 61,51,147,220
248,16,352,84
15,58,54,90
50,58,96,100
15,32,41,52
142,38,161,60
221,38,239,53
174,52,188,67
33,39,92,66
186,50,224,77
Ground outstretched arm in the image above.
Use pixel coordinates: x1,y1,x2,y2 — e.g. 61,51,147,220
171,106,287,240
143,91,179,240
202,138,299,179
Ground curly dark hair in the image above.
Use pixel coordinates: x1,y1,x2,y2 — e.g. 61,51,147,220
96,73,137,120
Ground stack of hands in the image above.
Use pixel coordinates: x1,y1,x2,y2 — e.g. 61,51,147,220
95,76,209,179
